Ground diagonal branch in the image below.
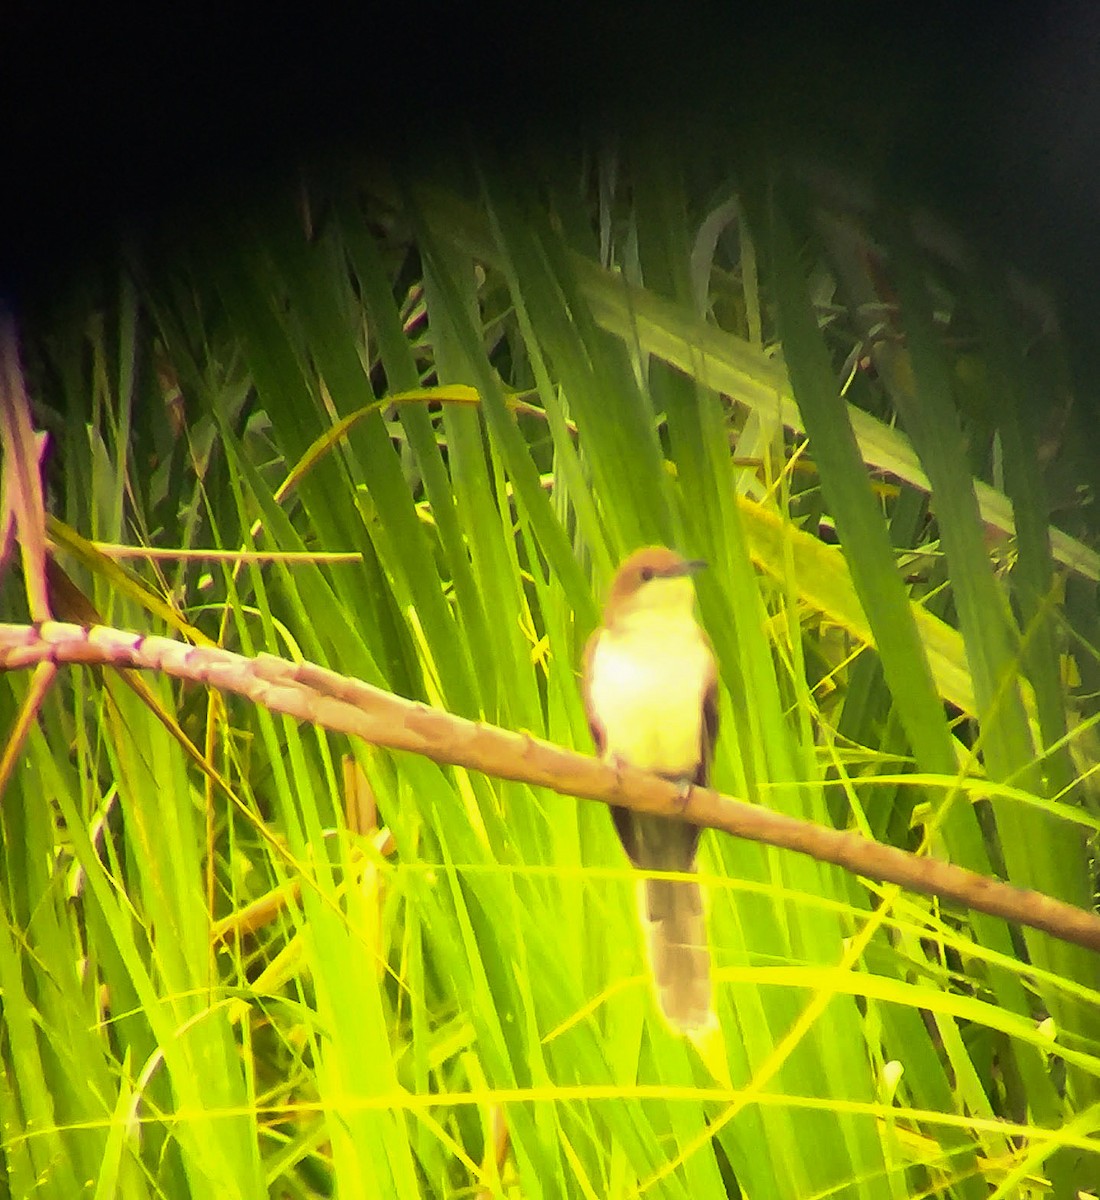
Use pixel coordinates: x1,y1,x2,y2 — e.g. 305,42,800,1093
3,620,1100,953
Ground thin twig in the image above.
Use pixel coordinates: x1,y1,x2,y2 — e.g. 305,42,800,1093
3,621,1099,953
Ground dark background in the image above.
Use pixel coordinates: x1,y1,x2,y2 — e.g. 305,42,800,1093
4,5,1099,383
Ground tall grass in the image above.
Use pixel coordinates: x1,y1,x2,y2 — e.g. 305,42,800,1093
2,145,1099,1199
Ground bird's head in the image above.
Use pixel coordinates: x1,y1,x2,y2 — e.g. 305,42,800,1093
604,546,707,624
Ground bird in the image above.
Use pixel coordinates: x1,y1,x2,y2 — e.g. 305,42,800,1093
583,546,719,1034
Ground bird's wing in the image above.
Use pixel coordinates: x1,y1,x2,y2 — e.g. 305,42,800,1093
696,648,719,789
585,626,641,859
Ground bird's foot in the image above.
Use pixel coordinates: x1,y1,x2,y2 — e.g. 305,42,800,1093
674,780,694,813
608,753,628,789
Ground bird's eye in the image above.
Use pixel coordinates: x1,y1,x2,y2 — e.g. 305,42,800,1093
639,566,654,582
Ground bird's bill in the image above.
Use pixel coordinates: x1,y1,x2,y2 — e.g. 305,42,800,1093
677,558,708,576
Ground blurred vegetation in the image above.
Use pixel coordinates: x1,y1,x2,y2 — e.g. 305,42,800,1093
3,137,1100,1199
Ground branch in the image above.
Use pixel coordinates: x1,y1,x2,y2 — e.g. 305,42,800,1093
3,621,1099,954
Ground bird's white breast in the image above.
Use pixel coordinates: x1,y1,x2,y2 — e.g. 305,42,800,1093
588,612,711,776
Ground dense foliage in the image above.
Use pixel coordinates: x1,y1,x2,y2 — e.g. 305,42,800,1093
3,144,1099,1198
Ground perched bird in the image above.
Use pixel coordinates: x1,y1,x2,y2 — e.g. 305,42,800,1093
583,546,719,1033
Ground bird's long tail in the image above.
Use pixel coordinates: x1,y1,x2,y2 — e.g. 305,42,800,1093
613,808,717,1033
641,870,716,1033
